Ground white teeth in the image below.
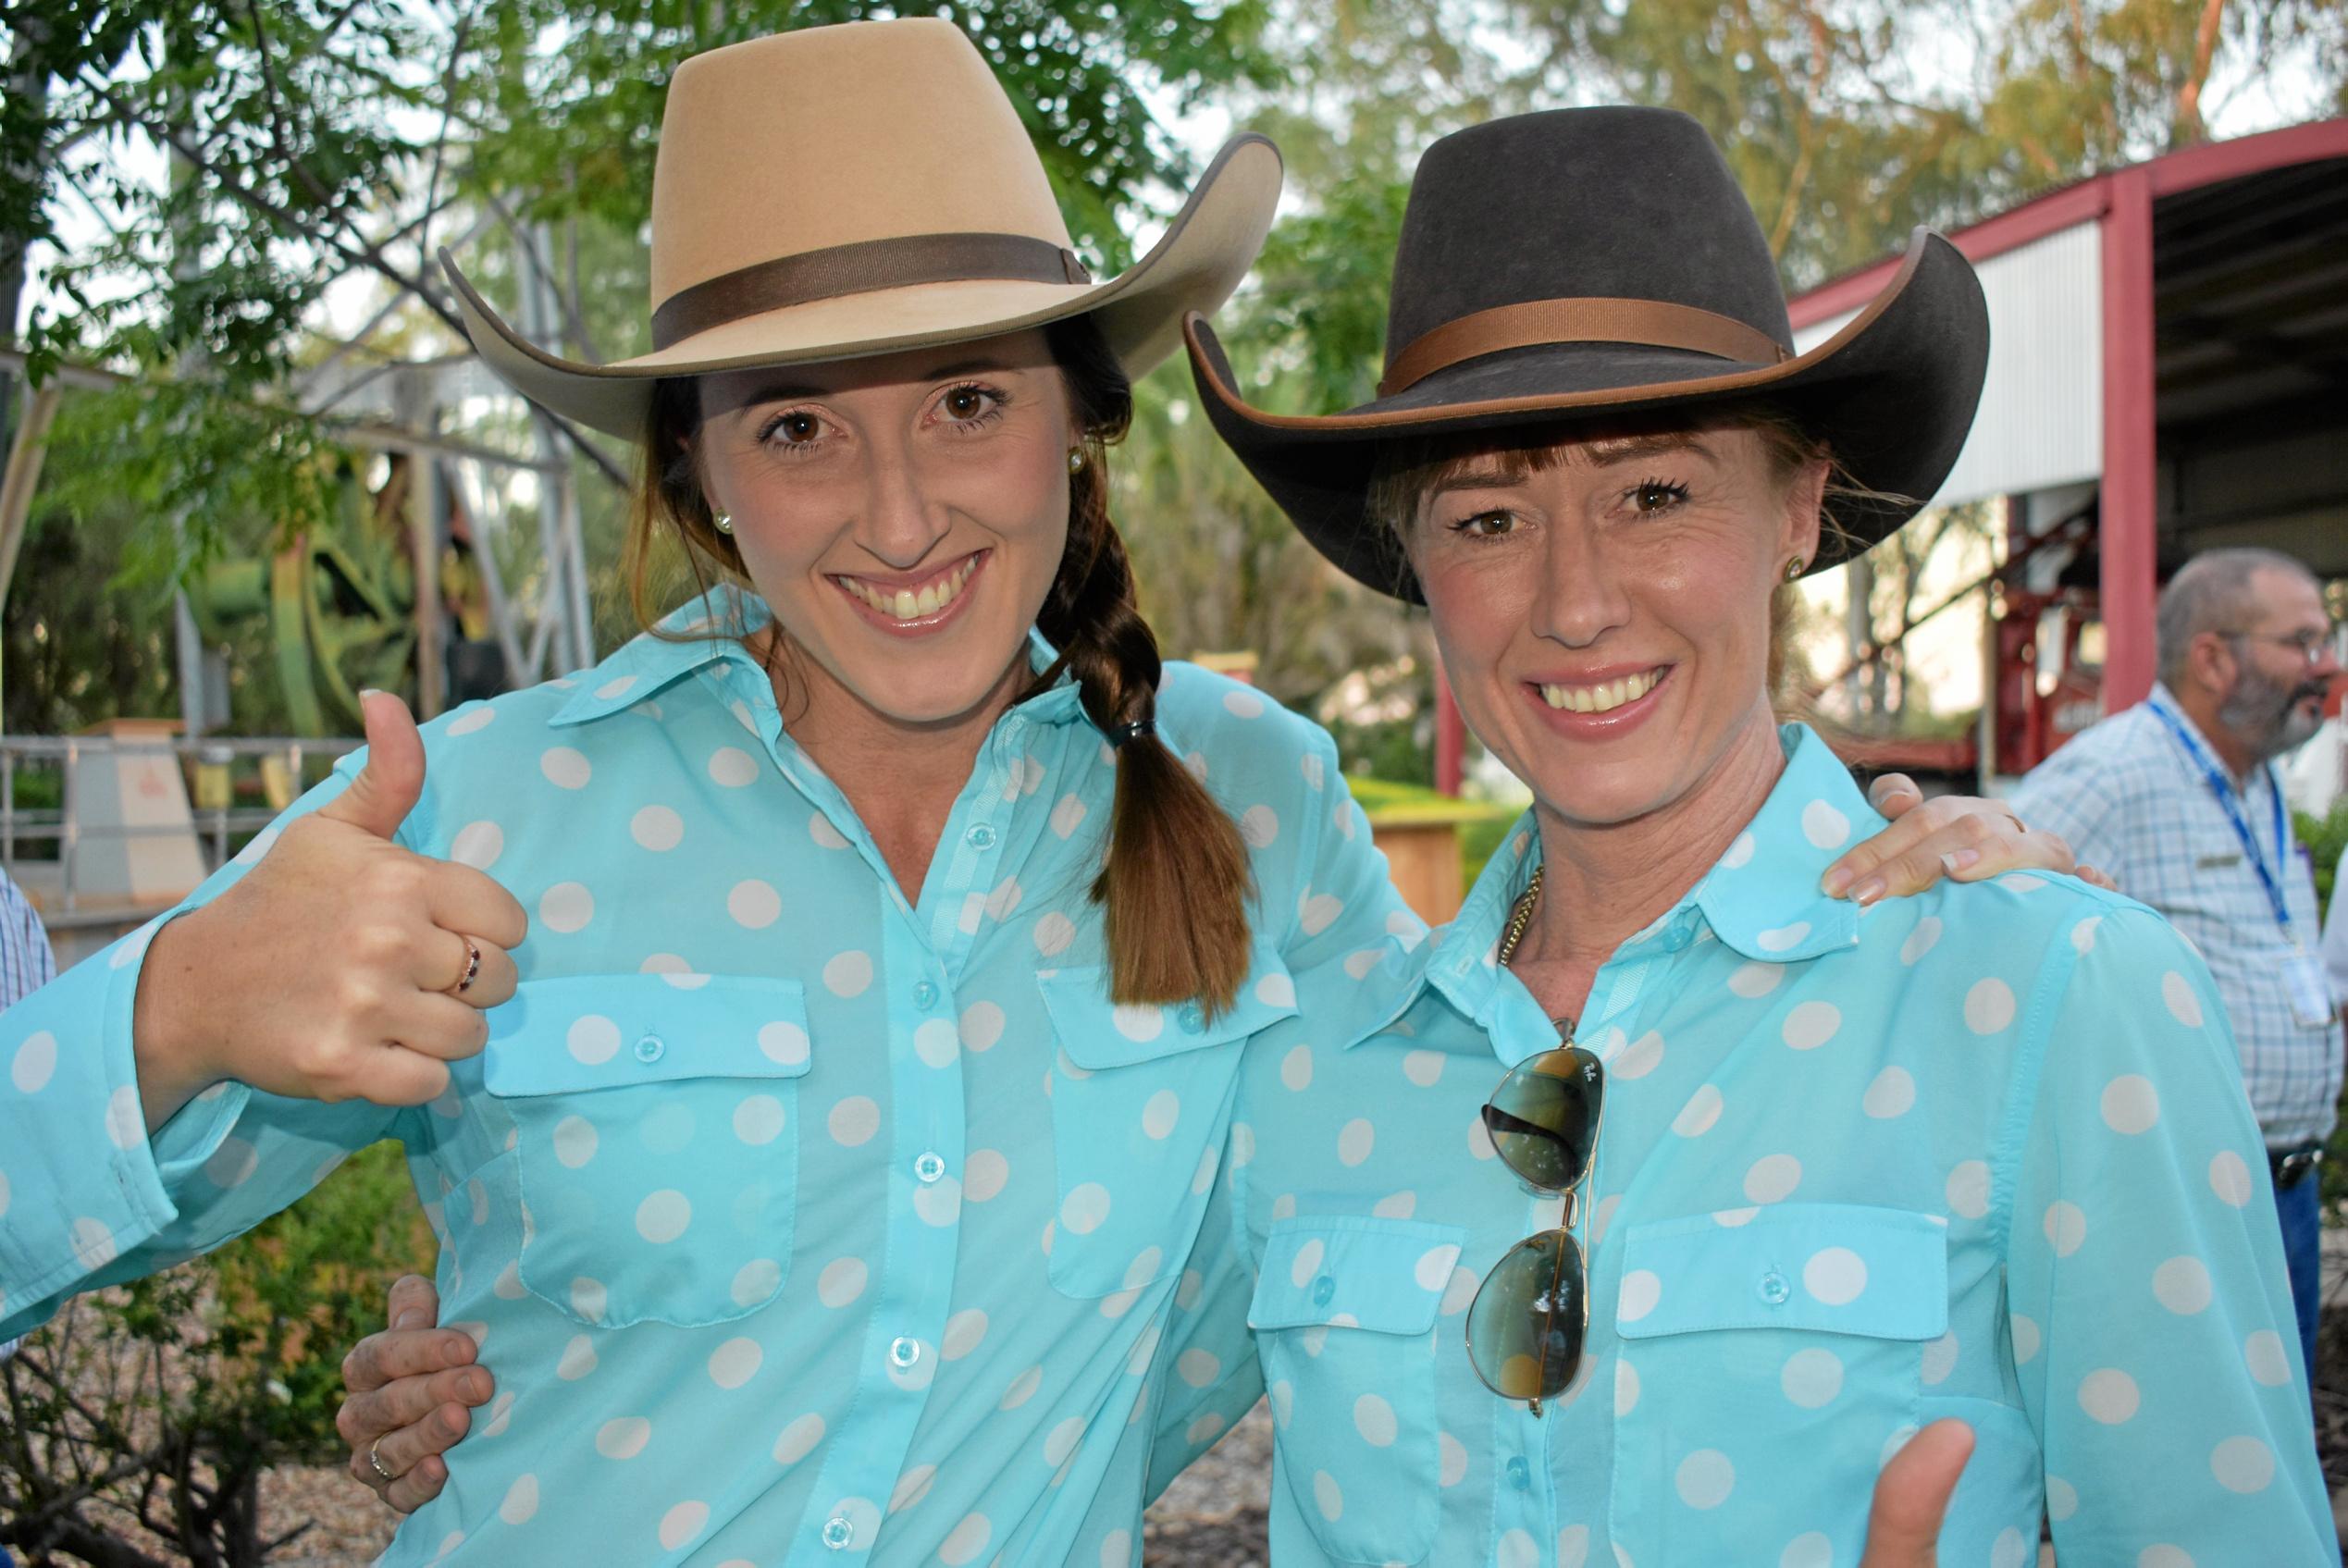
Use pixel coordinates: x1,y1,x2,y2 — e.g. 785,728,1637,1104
841,557,978,623
1539,669,1662,712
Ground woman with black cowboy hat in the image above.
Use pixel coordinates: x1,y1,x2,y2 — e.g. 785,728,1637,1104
1147,107,2332,1565
0,23,2074,1568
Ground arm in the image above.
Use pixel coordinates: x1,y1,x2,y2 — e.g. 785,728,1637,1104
2008,902,2330,1562
1144,1111,1266,1502
0,696,521,1340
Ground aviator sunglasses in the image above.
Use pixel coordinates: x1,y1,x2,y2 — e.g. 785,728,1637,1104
1464,865,1606,1414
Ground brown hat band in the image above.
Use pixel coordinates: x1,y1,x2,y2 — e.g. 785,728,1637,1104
651,231,1094,351
1378,297,1790,397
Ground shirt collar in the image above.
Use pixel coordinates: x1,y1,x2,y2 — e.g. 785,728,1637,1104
549,584,1081,729
1383,722,1870,1051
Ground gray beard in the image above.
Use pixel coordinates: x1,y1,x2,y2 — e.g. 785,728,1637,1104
2218,662,2325,764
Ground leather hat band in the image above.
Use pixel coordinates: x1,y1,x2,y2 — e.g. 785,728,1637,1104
1378,297,1790,397
651,231,1094,350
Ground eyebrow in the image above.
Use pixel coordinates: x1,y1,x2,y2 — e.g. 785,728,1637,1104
729,357,1020,410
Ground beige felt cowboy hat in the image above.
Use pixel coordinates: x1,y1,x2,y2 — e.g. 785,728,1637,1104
441,18,1283,440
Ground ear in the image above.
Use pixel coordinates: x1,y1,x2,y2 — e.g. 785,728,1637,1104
2186,629,2239,696
1779,456,1829,568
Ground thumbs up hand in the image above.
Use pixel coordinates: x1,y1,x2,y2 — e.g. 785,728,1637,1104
131,691,529,1128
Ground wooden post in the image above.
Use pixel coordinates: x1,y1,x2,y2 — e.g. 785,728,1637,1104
0,379,61,611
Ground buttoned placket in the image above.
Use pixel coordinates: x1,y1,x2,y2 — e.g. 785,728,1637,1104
716,664,1057,1563
1477,905,1691,1562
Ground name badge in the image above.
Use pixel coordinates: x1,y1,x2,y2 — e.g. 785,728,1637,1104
2286,954,2338,1030
2194,853,2243,870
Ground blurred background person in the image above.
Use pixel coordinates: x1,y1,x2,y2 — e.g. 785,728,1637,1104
2011,546,2343,1377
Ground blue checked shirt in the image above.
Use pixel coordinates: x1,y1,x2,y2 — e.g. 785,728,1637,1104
2010,685,2344,1147
0,867,55,1367
0,585,1394,1567
1139,724,2329,1568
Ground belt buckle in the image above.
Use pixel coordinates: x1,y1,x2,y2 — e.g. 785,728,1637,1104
2275,1149,2321,1189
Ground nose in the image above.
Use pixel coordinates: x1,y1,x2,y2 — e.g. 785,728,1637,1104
1531,523,1630,648
852,438,951,571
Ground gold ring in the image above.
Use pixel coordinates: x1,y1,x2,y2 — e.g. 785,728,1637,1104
367,1437,396,1484
448,939,481,996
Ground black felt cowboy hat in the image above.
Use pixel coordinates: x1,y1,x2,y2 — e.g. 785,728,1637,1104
1186,106,1991,601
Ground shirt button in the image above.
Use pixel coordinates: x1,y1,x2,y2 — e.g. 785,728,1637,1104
889,1336,921,1368
912,981,939,1010
1759,1269,1791,1305
633,1034,666,1064
966,823,996,849
914,1152,946,1184
1505,1456,1532,1491
1178,1002,1206,1032
821,1517,854,1549
1310,1274,1336,1308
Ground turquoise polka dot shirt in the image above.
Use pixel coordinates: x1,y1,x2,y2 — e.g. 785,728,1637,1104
1145,724,2331,1568
0,586,1401,1567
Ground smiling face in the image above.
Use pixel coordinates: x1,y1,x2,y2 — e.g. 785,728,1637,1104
1394,417,1827,830
692,328,1079,730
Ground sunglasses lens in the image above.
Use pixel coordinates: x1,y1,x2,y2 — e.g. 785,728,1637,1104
1466,1229,1588,1401
1482,1045,1603,1192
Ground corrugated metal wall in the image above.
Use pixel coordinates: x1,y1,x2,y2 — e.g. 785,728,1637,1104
1794,220,2104,508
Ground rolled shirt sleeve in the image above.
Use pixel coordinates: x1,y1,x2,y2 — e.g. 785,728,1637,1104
2005,902,2329,1562
0,752,404,1340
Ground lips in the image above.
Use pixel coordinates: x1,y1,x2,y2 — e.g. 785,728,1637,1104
832,552,982,624
1538,668,1666,714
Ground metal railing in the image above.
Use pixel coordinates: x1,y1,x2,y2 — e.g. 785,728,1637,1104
0,734,361,922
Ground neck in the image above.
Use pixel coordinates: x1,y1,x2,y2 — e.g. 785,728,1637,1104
1519,706,1787,980
754,626,1032,896
2169,684,2258,784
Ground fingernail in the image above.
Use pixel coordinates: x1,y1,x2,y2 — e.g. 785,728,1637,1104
393,1309,425,1330
1852,877,1886,907
1942,849,1980,875
1879,786,1918,808
1821,867,1855,897
463,1369,490,1401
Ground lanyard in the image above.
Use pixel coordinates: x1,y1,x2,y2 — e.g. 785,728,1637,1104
2147,693,2294,932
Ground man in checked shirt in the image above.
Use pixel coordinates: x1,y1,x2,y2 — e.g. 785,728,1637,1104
0,862,56,1568
2013,547,2344,1383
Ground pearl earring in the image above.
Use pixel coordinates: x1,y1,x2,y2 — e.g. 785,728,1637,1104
712,512,734,535
1783,556,1805,582
1067,448,1085,475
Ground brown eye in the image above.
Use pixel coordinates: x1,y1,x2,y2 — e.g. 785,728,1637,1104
945,388,982,419
1631,481,1690,513
777,412,821,443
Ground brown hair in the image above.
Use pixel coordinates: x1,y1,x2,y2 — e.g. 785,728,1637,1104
624,315,1255,1019
1364,405,1867,703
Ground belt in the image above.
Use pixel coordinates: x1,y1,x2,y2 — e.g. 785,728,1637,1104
2268,1143,2324,1190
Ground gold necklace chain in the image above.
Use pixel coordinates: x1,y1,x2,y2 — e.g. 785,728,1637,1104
1496,864,1544,969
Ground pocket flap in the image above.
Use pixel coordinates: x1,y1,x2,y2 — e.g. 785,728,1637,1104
1248,1216,1467,1336
483,974,813,1096
1616,1204,1947,1341
1041,945,1300,1070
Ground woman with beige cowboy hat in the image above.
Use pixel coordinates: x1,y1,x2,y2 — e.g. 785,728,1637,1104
1143,106,2330,1564
0,19,2072,1568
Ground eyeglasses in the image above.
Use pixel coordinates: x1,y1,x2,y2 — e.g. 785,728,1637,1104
1464,1042,1604,1414
2223,627,2340,669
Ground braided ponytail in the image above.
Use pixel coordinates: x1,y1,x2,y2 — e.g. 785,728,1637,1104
1037,316,1255,1019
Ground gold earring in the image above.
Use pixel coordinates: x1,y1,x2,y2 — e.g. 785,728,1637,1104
1067,448,1086,475
1783,556,1805,582
712,512,734,535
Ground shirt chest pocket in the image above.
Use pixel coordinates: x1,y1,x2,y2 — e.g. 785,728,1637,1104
1036,948,1298,1299
482,974,813,1329
1247,1216,1464,1568
1611,1204,1947,1561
